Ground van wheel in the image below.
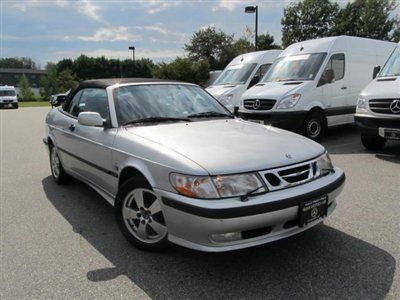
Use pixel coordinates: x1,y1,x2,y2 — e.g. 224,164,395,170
361,132,386,150
302,112,326,141
115,178,169,251
49,144,70,184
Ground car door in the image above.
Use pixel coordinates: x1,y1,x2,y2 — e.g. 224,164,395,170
318,53,351,126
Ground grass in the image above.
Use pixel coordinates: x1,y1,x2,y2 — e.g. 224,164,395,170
19,101,50,107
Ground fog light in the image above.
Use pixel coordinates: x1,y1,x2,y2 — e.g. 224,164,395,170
211,232,242,243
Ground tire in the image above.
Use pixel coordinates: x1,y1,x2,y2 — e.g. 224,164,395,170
115,178,169,251
361,132,386,150
13,103,19,109
49,144,70,184
302,112,326,141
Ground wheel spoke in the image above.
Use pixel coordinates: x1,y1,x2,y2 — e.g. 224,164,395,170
149,220,166,236
148,199,162,214
123,207,139,220
136,222,148,239
133,189,145,209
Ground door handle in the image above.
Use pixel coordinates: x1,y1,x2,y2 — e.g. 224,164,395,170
69,124,75,131
341,86,347,90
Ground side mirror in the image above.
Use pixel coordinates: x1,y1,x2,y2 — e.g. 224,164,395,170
248,75,260,89
53,95,67,107
373,66,381,79
78,112,104,127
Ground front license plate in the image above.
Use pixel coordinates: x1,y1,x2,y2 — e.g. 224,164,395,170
6,103,13,108
299,196,328,227
384,128,400,140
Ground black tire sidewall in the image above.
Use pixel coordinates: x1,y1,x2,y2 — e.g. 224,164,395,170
361,132,386,150
115,178,169,251
49,144,69,184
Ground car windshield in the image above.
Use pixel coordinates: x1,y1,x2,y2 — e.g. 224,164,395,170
379,46,400,77
262,53,327,82
114,84,232,125
0,90,16,96
213,63,257,85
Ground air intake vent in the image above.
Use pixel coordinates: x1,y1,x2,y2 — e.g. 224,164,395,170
369,99,399,115
243,99,276,110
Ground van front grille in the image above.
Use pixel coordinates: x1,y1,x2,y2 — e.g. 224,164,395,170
243,99,276,110
369,99,399,115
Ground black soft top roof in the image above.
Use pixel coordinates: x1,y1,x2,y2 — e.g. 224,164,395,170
78,78,186,89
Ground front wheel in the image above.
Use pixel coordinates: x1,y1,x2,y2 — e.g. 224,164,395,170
49,144,70,184
115,178,169,251
302,112,326,141
361,132,386,150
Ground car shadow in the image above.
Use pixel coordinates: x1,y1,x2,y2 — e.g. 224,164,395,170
41,176,395,299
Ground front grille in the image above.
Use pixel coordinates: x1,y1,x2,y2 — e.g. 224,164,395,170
369,99,398,115
260,160,319,191
243,99,276,110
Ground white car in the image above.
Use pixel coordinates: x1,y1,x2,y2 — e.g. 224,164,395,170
0,85,18,109
355,43,400,149
206,50,282,113
240,36,396,140
44,78,345,252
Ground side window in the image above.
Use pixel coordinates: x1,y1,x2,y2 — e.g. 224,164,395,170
324,53,345,82
66,90,83,117
78,88,109,119
248,64,271,88
259,64,272,78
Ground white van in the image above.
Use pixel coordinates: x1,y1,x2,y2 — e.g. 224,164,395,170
239,36,396,140
206,50,282,113
355,43,400,149
0,85,18,109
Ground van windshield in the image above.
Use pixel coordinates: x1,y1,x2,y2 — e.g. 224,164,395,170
213,63,257,85
0,90,16,96
379,46,400,77
262,53,327,82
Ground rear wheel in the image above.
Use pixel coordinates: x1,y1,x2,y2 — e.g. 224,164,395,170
115,178,169,251
49,144,70,184
302,112,326,141
361,132,386,150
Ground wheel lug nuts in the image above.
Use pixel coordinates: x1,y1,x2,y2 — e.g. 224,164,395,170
136,213,141,218
141,220,145,224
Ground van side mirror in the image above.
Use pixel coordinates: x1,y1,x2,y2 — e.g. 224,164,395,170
248,75,260,89
78,112,104,127
373,66,381,79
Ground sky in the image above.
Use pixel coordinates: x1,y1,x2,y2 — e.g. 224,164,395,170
2,0,352,67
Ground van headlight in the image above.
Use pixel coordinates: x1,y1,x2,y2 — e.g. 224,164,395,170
356,96,368,113
219,93,234,105
277,93,301,109
316,152,334,176
170,173,266,199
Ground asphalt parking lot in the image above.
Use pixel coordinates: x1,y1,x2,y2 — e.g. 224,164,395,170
1,107,399,299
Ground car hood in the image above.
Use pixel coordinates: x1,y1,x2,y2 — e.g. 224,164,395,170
126,119,324,175
242,81,307,101
360,77,400,98
206,84,241,99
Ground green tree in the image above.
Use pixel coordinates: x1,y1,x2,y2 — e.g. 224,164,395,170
333,0,399,41
257,33,281,50
153,58,210,86
57,69,78,92
40,63,59,100
281,0,340,47
0,57,37,69
18,74,35,101
184,26,234,70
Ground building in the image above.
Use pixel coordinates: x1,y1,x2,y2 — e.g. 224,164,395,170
0,68,47,95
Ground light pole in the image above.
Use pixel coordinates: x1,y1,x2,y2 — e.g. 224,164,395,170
245,5,258,51
128,46,135,61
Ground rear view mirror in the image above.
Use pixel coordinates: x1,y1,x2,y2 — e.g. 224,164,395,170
373,66,381,79
78,112,104,127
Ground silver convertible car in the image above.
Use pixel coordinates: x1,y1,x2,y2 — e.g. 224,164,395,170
43,78,345,252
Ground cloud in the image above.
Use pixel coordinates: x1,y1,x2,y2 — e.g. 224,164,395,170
135,23,186,38
143,0,179,14
52,48,183,61
65,26,140,42
10,0,103,22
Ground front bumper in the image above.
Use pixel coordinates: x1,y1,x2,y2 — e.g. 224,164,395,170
156,167,345,252
0,102,18,109
355,114,400,133
238,110,308,131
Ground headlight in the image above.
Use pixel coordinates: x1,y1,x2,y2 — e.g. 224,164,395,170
316,152,334,176
219,93,234,105
170,172,266,199
356,96,367,112
277,93,301,109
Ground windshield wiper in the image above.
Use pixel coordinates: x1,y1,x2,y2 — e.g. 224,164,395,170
187,111,234,118
276,78,300,82
240,186,264,202
122,117,191,126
